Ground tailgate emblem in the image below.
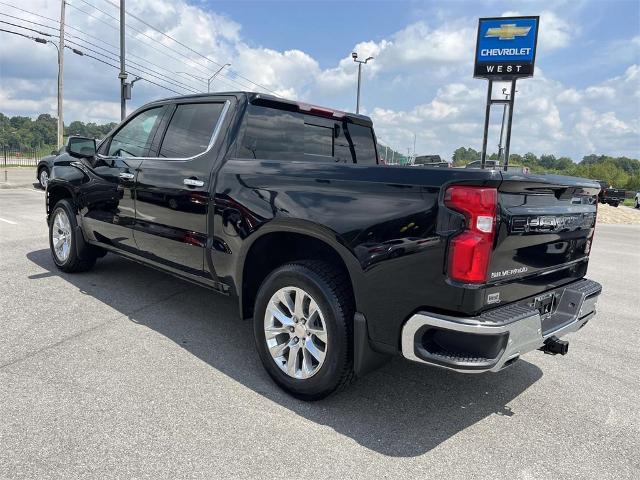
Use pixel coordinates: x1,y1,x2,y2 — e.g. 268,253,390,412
511,213,595,233
490,266,528,279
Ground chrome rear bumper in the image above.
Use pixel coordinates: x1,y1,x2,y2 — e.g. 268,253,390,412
401,278,601,373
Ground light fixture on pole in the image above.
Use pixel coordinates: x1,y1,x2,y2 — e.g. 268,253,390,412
207,63,230,92
34,36,62,147
177,65,230,93
352,52,373,114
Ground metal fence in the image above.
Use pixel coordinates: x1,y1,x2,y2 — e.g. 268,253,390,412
2,146,45,167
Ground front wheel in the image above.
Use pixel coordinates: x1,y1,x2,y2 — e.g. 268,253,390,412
49,199,97,272
253,261,355,400
38,168,49,189
635,199,639,209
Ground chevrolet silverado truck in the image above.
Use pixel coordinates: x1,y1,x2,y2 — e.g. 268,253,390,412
45,92,602,400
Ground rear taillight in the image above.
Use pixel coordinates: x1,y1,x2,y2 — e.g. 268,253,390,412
444,186,497,283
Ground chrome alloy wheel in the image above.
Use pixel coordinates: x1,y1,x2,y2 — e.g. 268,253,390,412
39,169,49,188
52,209,72,262
264,286,328,379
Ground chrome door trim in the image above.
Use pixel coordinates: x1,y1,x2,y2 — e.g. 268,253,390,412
99,100,231,163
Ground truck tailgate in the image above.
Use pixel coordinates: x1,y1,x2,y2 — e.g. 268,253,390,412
480,172,600,310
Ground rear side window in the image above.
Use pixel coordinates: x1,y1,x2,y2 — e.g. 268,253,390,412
238,104,378,164
159,103,225,158
304,123,333,157
237,106,302,160
343,123,377,165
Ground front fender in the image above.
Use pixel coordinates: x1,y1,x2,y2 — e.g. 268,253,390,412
46,164,87,218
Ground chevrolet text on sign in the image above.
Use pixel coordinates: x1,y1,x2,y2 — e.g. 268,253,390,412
474,16,539,79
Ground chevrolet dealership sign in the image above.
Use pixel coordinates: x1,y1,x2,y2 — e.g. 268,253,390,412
474,16,539,79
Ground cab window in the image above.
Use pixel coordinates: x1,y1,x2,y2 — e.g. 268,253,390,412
238,104,378,164
159,103,225,158
108,107,163,158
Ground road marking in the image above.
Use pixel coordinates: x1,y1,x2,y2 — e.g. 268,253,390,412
0,217,18,225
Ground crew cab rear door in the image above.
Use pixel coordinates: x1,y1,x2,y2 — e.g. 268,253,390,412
134,100,231,275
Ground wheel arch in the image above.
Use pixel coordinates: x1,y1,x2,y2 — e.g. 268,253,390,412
237,221,364,321
46,182,77,219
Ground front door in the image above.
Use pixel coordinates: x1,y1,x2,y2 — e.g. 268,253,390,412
81,106,166,252
134,101,229,275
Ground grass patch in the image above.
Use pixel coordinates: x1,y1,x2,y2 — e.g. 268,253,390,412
623,198,635,207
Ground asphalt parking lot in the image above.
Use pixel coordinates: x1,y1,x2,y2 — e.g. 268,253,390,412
1,183,638,479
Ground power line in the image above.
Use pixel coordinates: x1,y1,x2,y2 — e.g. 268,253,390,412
66,1,251,92
0,13,59,33
98,0,278,95
0,13,201,94
0,19,54,37
0,8,243,94
63,45,185,96
64,37,200,93
0,2,59,25
0,26,39,42
0,26,187,97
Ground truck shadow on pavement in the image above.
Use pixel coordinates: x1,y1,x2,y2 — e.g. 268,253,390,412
27,249,543,458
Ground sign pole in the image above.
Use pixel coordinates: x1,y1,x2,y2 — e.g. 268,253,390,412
480,79,493,169
503,78,517,171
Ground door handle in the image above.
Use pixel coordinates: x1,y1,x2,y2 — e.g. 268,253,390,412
183,178,204,187
119,172,135,180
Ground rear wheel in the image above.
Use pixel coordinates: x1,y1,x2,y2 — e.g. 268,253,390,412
49,199,97,272
253,261,355,400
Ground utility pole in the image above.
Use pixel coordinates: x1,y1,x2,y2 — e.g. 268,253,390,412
57,0,65,148
352,52,373,114
119,0,127,121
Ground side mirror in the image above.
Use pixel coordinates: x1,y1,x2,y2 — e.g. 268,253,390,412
67,136,96,158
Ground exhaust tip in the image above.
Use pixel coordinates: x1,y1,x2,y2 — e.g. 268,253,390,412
539,336,569,356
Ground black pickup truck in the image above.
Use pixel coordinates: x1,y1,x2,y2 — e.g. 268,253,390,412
46,92,602,400
597,181,626,207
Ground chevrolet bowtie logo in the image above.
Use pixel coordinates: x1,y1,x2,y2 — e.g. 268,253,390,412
485,24,531,40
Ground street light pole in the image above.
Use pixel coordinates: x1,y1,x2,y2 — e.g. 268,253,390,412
57,0,66,148
207,63,230,92
119,0,127,121
497,86,517,163
352,52,373,114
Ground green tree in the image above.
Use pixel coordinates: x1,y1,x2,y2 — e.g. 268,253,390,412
452,147,480,166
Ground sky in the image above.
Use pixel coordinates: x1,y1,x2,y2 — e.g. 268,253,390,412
0,0,639,161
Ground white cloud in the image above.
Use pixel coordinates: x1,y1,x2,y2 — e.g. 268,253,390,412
502,10,575,52
557,88,583,104
0,1,638,161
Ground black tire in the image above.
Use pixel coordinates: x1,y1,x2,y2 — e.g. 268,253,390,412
635,199,639,209
253,260,355,400
612,202,619,207
49,199,97,273
37,167,49,189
